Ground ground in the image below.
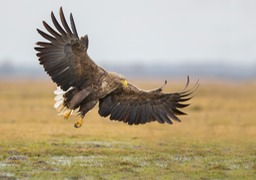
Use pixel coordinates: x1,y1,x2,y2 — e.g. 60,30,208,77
0,78,255,179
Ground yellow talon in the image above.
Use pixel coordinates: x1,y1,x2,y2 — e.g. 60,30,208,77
74,118,83,128
64,110,72,120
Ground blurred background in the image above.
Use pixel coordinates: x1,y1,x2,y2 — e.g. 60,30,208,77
0,0,256,80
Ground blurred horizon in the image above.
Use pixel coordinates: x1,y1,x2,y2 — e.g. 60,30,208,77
0,59,255,81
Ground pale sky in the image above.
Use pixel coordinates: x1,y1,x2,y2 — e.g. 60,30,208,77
1,0,256,67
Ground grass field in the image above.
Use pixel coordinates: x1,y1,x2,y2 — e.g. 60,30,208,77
0,78,255,179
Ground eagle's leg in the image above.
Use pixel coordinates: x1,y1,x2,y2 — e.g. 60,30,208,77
64,110,72,119
73,99,98,128
74,117,83,128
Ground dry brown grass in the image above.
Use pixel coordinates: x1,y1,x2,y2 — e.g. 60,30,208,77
1,79,255,142
0,78,255,179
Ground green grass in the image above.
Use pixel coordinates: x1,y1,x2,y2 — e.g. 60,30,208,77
0,79,255,179
0,139,255,179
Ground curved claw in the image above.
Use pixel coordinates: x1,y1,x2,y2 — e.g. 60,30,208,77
74,118,83,128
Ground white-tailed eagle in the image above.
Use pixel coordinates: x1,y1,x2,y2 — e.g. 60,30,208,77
35,7,198,128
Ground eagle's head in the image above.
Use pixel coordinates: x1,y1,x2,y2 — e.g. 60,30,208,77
108,72,128,88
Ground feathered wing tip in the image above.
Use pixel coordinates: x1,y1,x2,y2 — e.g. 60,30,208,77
153,77,199,124
60,7,88,49
149,76,199,124
53,87,80,117
181,76,200,96
173,76,199,116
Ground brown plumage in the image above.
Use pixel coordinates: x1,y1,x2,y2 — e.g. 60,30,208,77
35,7,199,128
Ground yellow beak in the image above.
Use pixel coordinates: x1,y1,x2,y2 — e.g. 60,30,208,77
121,79,128,88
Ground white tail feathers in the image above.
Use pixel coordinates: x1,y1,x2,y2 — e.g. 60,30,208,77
53,87,80,117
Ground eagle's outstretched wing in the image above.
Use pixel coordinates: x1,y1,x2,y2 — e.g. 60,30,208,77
34,7,104,91
98,77,198,125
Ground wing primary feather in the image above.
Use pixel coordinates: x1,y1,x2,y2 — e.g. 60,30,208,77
181,80,199,95
152,111,164,124
36,41,52,48
147,103,156,123
119,104,130,121
37,29,56,42
179,76,190,92
183,76,190,90
179,97,192,102
143,104,151,124
152,106,165,124
157,107,173,124
176,103,190,108
70,13,79,38
134,105,143,125
59,7,73,35
51,11,67,36
139,104,147,124
113,103,125,121
124,109,131,123
110,103,121,120
127,105,137,125
163,105,181,122
172,108,187,115
180,90,195,97
43,21,61,38
34,47,44,52
98,97,112,117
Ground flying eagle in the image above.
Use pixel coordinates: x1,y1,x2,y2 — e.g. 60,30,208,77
35,7,198,128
